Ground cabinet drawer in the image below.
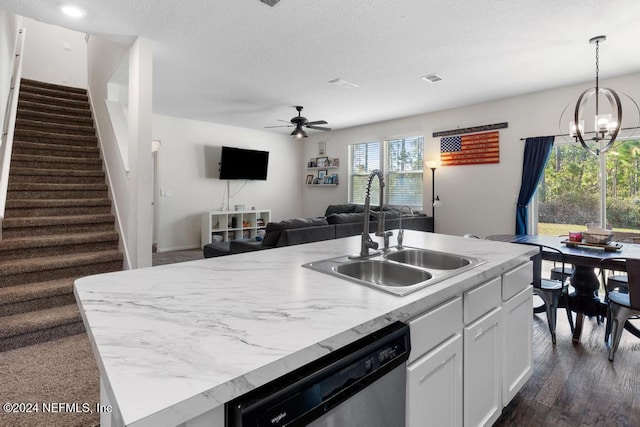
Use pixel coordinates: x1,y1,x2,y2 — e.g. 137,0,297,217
502,261,533,301
463,277,501,324
408,297,462,363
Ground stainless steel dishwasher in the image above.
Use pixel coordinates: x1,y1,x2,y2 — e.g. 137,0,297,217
226,321,410,427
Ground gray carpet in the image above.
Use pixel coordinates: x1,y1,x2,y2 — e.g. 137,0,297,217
1,78,122,353
0,333,100,427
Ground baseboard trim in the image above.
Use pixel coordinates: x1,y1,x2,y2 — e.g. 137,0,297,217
156,245,201,253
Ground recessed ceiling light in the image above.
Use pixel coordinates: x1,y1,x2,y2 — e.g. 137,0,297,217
421,73,443,83
61,4,87,18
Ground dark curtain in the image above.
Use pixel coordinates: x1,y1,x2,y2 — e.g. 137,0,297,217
515,136,554,235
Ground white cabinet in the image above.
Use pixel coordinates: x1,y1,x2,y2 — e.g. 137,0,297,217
405,261,533,427
502,261,532,300
407,333,463,427
407,297,463,364
406,297,463,426
502,265,533,406
463,307,503,427
461,276,503,427
201,209,271,245
463,277,501,325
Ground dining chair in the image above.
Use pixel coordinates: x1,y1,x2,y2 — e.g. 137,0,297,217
518,242,575,344
600,257,640,361
551,235,575,281
602,238,639,291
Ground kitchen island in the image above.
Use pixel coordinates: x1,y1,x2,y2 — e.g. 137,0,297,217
74,231,537,426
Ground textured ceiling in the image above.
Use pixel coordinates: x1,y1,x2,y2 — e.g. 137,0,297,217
2,0,640,134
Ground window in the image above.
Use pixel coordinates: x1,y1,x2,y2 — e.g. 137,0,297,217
536,139,640,236
386,136,424,206
350,141,380,204
349,136,424,207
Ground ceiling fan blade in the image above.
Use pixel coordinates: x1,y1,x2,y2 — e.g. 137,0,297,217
264,125,294,128
277,119,292,124
305,120,328,126
306,125,332,131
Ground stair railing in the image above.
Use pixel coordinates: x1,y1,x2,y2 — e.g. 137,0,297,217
0,27,25,239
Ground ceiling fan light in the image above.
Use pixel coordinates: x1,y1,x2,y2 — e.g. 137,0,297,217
291,127,307,139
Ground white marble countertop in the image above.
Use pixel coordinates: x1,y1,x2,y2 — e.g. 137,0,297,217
74,231,536,427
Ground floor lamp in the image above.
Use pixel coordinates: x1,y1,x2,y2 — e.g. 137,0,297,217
425,160,441,231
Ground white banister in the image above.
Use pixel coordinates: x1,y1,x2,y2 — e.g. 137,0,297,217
0,27,25,239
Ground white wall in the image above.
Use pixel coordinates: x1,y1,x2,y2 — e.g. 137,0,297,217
303,72,640,238
152,114,302,251
87,34,157,269
0,10,20,128
20,17,87,88
126,38,153,268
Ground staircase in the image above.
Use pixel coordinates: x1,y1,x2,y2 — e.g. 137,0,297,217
0,78,123,352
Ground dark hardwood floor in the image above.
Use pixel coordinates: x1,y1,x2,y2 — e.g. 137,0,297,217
152,248,203,266
495,311,640,426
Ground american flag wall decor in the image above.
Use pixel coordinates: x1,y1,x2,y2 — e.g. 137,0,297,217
439,131,500,166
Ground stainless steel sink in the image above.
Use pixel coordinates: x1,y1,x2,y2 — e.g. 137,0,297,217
384,248,472,270
335,260,432,287
302,247,485,296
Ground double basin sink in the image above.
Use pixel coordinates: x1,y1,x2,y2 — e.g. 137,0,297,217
302,247,485,296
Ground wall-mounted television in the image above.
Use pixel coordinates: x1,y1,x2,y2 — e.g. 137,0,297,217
219,146,269,180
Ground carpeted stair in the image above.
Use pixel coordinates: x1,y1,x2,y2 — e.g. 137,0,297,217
0,78,123,352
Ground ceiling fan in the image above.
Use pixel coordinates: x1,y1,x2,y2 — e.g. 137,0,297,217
265,106,331,139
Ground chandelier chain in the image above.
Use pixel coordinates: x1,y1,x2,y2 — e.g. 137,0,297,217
595,39,600,85
595,39,600,114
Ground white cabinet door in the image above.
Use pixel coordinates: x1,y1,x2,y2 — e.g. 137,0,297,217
502,286,533,406
464,307,503,427
406,333,463,427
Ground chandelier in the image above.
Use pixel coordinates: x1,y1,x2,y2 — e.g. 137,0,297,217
561,35,639,156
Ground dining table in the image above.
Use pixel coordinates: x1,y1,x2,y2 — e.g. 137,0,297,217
487,234,640,343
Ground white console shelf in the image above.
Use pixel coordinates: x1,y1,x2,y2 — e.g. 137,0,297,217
201,209,271,246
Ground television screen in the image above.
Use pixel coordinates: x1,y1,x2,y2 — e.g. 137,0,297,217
219,146,269,180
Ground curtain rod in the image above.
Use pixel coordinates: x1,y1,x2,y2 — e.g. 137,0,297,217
520,126,639,141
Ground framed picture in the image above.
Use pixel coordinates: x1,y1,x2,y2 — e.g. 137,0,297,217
318,169,328,179
306,174,314,185
329,158,339,167
308,158,317,168
318,141,326,155
316,156,329,168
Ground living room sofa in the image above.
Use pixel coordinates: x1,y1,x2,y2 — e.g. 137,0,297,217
203,204,433,257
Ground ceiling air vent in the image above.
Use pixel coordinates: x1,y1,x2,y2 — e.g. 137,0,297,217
260,0,281,6
421,73,443,83
329,78,360,90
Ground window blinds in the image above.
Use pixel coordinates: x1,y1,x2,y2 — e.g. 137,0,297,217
386,136,423,206
348,136,423,207
350,141,380,205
